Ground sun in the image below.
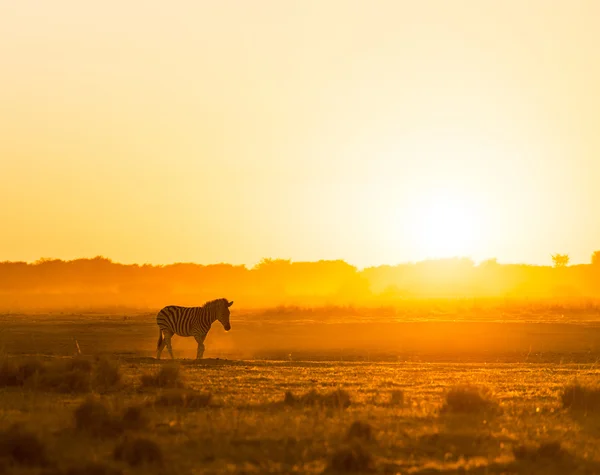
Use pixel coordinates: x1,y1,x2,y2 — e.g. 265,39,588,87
408,193,481,259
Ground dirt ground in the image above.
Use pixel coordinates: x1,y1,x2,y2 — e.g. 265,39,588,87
1,312,600,474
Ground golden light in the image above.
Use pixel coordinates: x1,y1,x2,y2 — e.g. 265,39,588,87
408,192,482,259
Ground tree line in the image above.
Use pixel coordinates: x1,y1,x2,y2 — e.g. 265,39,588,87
1,254,600,311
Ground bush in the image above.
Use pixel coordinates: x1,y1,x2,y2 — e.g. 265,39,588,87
37,358,122,394
327,443,374,473
140,365,184,389
32,358,93,393
48,462,123,475
561,383,600,412
346,421,373,441
389,390,404,406
0,424,49,466
0,358,21,387
513,441,565,461
121,406,148,431
441,385,498,414
284,389,351,409
0,357,46,387
114,437,163,467
93,358,122,391
74,398,122,437
154,389,212,409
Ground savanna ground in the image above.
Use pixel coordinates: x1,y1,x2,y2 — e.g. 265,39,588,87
1,308,600,474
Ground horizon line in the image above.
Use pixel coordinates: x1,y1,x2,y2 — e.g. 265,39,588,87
0,254,591,270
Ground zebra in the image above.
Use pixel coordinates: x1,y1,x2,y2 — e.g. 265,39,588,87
156,298,233,360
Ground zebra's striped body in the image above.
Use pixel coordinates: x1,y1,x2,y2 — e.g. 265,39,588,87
156,298,233,359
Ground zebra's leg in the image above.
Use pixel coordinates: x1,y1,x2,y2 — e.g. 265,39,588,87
164,331,175,359
156,328,166,359
194,333,207,360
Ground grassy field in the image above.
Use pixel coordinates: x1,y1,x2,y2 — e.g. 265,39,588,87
1,312,600,474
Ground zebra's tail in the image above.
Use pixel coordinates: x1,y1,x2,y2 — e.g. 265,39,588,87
157,327,163,350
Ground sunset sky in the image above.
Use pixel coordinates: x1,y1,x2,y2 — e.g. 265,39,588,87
1,1,599,268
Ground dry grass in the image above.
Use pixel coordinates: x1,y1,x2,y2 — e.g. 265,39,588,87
1,351,600,474
0,356,45,387
326,443,374,473
73,398,122,437
440,384,498,414
389,389,404,406
140,364,185,389
284,388,351,408
513,441,565,461
561,382,600,411
346,421,374,441
113,437,163,467
0,424,49,467
153,389,212,408
121,406,148,430
0,355,123,394
46,462,123,475
92,357,122,391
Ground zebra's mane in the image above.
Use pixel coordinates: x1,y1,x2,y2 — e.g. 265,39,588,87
202,298,228,308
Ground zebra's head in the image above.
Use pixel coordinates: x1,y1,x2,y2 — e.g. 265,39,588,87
217,298,233,331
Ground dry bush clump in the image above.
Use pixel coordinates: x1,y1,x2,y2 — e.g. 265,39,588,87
121,406,148,431
326,443,374,473
35,358,93,393
561,382,600,411
74,398,122,437
284,389,351,408
140,365,185,389
389,390,404,406
0,424,49,467
0,357,46,387
114,437,163,467
513,441,565,462
44,462,123,475
1,356,123,394
441,385,498,414
346,421,374,442
154,389,212,408
92,358,122,391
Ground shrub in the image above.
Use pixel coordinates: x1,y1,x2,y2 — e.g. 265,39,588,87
93,358,122,391
561,383,600,412
441,385,498,414
0,357,122,394
0,424,49,466
389,390,404,406
513,441,565,461
0,357,46,387
63,358,93,373
327,443,374,473
154,389,212,408
140,365,184,389
346,421,373,441
56,462,123,475
34,359,93,393
0,358,21,386
114,437,163,467
74,398,122,437
284,389,351,409
121,406,148,431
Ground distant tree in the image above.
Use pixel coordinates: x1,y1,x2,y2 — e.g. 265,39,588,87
551,254,570,268
592,251,600,266
479,258,498,268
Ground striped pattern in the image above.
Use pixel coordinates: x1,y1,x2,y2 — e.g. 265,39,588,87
156,298,233,359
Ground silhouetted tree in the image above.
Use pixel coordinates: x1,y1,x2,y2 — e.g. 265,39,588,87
551,254,570,268
592,251,600,266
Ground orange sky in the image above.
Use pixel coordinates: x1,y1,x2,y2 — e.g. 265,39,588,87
1,1,599,268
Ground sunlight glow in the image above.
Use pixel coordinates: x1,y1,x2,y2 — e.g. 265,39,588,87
409,193,481,259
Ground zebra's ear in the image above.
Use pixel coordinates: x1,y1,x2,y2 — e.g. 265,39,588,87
228,300,234,307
